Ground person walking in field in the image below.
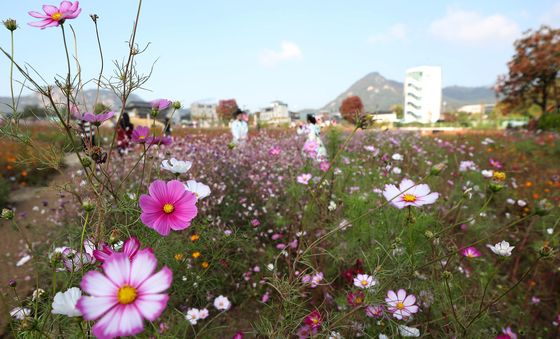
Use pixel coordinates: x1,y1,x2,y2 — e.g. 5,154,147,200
116,112,134,155
297,114,327,160
231,109,248,146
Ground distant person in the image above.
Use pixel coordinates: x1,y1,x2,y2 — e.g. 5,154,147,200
231,109,248,145
78,119,95,150
164,117,172,136
298,114,327,160
117,112,134,155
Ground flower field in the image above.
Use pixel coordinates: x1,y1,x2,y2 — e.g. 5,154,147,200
2,126,560,338
1,1,560,338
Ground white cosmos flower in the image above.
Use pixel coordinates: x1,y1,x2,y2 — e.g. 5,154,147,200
184,180,211,200
481,170,493,178
52,287,82,317
392,153,403,161
10,307,30,320
198,308,209,319
487,240,515,257
398,325,420,337
161,158,192,174
353,273,377,289
185,308,200,325
329,331,344,339
213,295,231,311
328,201,337,211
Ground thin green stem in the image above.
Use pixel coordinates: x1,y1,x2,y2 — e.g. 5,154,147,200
9,31,15,113
60,24,72,125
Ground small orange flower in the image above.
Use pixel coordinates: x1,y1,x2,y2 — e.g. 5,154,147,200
201,261,209,268
525,181,533,188
174,253,184,261
190,234,200,242
21,171,27,177
192,251,201,259
532,193,540,199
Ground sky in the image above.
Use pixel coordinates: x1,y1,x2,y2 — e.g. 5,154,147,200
0,0,559,111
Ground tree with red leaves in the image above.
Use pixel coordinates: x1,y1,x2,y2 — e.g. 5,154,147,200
339,96,364,123
496,26,560,118
216,99,239,121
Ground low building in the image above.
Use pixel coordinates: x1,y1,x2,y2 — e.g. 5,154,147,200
190,101,218,127
457,104,495,114
259,101,291,125
371,110,398,123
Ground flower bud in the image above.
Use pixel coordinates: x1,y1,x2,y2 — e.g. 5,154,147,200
442,270,452,280
539,243,553,258
150,109,159,118
424,230,434,239
172,101,182,110
534,199,553,216
430,162,446,176
80,157,92,168
2,208,14,220
488,182,504,193
82,200,95,212
8,279,17,288
3,19,17,31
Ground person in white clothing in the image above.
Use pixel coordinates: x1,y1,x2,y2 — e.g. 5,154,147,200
297,114,327,160
231,109,249,145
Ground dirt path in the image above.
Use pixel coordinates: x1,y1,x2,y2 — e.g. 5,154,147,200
0,154,81,334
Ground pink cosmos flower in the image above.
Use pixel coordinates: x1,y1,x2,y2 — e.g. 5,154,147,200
139,180,198,236
28,1,81,29
148,135,172,146
268,146,281,156
93,237,141,263
385,289,419,320
151,99,172,111
297,173,312,185
77,250,172,339
489,158,504,169
80,111,115,126
383,178,439,209
131,126,151,143
302,140,318,158
233,332,244,339
365,304,384,318
319,161,330,172
461,246,481,258
61,248,93,272
303,310,322,329
496,327,517,339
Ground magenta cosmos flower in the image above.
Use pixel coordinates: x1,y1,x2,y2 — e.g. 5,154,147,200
151,99,172,111
139,180,198,236
383,178,439,209
29,1,81,29
80,111,115,126
93,237,141,263
385,289,419,320
131,126,150,143
77,250,172,339
461,246,481,258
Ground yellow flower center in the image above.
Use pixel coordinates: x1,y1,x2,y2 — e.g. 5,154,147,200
396,301,405,310
139,135,145,139
163,203,174,214
51,12,63,21
403,194,417,202
361,280,368,286
312,318,319,324
493,171,506,181
117,285,137,305
355,297,363,304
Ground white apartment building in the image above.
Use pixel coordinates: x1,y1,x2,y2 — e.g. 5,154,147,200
404,66,442,123
259,101,290,125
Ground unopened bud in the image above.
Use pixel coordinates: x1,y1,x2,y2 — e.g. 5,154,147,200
535,199,552,216
3,19,17,31
489,182,504,193
442,270,452,280
430,162,446,176
2,208,14,220
424,230,434,239
172,101,182,110
80,157,92,168
82,200,95,212
8,279,17,288
539,243,553,258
